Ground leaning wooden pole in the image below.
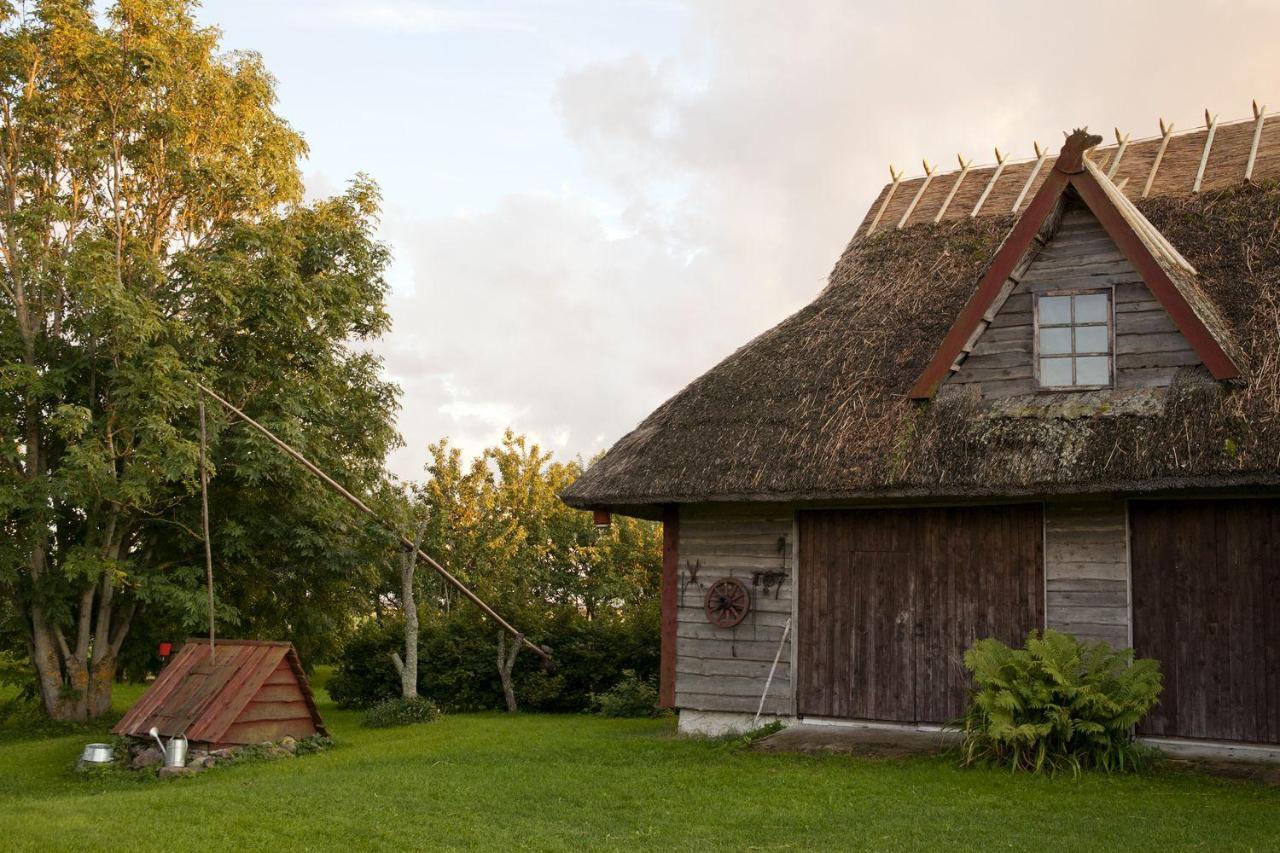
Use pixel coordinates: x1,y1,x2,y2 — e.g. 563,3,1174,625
195,382,550,662
198,400,216,658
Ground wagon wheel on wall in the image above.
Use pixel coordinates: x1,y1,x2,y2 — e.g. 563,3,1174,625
704,577,750,628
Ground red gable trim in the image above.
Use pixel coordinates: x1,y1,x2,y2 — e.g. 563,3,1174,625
908,133,1241,400
1069,174,1240,382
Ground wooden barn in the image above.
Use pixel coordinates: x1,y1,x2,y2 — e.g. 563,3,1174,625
114,640,327,748
563,110,1280,756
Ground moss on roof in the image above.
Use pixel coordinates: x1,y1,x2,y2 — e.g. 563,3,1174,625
564,182,1280,508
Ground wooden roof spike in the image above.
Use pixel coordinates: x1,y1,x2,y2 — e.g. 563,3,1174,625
1246,100,1267,181
1143,118,1174,198
866,164,903,234
934,154,972,222
1012,142,1047,214
1107,128,1130,178
970,147,1008,217
908,127,1241,400
1194,110,1218,193
897,159,937,229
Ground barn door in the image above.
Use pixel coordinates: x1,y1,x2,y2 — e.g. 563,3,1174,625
797,505,1043,723
797,510,915,720
1131,499,1280,744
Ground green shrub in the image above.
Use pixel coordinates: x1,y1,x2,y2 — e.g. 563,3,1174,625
362,696,442,728
329,604,660,713
590,670,661,717
958,630,1162,775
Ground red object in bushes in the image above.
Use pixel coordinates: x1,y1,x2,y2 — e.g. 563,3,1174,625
157,642,173,659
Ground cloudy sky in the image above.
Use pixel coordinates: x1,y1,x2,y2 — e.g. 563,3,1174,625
201,0,1280,479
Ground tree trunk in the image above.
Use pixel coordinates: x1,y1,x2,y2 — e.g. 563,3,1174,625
400,553,419,699
497,630,523,713
25,568,136,721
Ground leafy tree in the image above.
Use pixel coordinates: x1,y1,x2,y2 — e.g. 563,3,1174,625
0,1,398,719
346,432,662,712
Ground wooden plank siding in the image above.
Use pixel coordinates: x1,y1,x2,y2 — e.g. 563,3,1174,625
1043,500,1130,648
1131,499,1280,744
675,504,793,715
946,201,1198,398
796,505,1043,724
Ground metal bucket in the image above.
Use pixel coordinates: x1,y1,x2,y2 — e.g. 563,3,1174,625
81,743,114,765
163,734,188,768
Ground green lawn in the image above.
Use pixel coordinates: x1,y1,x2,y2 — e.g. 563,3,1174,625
1,682,1278,852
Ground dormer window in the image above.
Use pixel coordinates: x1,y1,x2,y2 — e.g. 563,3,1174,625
1035,289,1112,389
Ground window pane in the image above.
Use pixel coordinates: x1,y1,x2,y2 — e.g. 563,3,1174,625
1039,327,1072,354
1075,325,1109,354
1040,357,1073,386
1074,293,1109,323
1075,356,1110,385
1039,295,1071,325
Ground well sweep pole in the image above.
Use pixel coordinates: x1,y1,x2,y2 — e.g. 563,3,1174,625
195,382,550,662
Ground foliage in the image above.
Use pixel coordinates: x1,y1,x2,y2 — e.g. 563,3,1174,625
957,630,1163,775
0,0,399,719
362,696,442,729
590,670,661,718
329,603,660,713
327,431,663,714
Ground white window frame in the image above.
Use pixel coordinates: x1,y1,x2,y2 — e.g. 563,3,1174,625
1033,287,1115,391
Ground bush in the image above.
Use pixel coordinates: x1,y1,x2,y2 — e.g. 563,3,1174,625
329,603,660,713
958,630,1162,775
591,670,661,717
362,696,442,728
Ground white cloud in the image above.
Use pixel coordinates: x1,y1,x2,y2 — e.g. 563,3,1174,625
373,0,1280,479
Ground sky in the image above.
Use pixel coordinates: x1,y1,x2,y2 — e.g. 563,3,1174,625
198,0,1280,480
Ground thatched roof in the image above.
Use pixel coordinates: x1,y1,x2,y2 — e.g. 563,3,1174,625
563,126,1280,510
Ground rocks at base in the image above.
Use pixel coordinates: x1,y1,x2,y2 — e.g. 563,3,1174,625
130,746,164,770
158,765,199,779
118,734,328,778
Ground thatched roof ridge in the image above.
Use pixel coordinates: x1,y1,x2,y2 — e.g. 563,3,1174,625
563,181,1280,509
860,110,1280,234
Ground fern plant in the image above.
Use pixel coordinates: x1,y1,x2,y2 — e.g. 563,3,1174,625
957,630,1162,775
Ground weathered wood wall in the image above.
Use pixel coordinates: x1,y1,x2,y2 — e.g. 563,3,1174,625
218,658,321,746
1132,499,1280,744
948,202,1197,398
1043,500,1129,648
676,504,793,715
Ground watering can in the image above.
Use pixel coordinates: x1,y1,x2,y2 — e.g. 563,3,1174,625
149,726,189,768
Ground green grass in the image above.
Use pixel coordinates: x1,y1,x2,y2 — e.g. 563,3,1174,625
1,681,1278,852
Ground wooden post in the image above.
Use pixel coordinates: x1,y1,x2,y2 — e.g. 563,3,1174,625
866,165,903,234
659,504,679,708
970,148,1007,217
1012,142,1046,214
1193,110,1217,193
934,154,971,223
198,401,215,658
1142,119,1173,198
897,160,936,229
1246,100,1266,181
1107,128,1130,179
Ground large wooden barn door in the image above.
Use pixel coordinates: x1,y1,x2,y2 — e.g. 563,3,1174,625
1131,499,1280,744
797,505,1043,723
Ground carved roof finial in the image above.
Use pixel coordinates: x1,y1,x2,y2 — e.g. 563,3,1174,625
1055,127,1103,174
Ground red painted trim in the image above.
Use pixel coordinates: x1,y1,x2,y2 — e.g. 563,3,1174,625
908,168,1069,399
909,138,1244,399
1068,171,1241,380
659,504,679,709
